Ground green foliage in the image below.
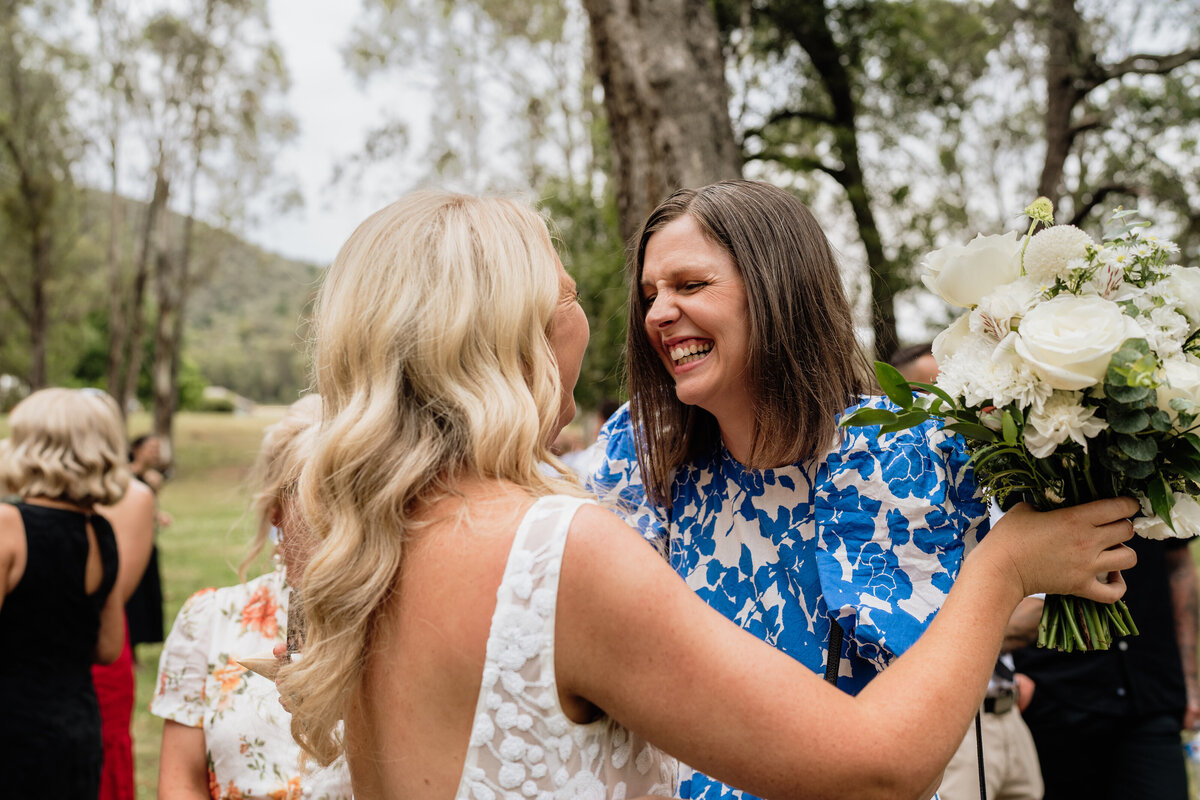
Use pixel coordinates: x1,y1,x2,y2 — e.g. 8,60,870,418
192,395,236,413
541,176,626,411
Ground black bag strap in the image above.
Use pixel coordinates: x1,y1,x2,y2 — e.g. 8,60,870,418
975,710,987,799
824,616,842,685
823,618,988,799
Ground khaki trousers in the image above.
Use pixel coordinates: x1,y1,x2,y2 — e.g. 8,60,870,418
937,708,1043,800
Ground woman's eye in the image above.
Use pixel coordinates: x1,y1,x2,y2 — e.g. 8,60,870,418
643,294,657,307
683,281,706,291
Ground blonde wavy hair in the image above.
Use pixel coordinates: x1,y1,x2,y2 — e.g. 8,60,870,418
237,394,322,581
0,388,131,507
283,191,582,764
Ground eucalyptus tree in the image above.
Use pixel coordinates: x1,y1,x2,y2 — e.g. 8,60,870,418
345,0,633,407
0,3,87,388
1021,0,1200,245
133,0,293,447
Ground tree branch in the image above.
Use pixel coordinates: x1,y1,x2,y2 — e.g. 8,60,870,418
0,270,31,323
1069,182,1143,227
744,147,845,182
1097,47,1200,86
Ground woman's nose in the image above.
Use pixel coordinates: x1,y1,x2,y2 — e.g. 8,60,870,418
644,292,678,328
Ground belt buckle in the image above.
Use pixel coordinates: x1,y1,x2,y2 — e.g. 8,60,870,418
985,690,1015,714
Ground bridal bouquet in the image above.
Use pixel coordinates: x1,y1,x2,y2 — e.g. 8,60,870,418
843,199,1200,651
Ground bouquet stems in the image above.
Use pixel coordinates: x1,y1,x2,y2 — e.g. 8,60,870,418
1036,593,1138,652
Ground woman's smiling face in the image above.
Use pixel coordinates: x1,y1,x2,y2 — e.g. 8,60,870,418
640,214,754,427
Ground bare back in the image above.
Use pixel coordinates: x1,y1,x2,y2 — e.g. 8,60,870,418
345,480,542,798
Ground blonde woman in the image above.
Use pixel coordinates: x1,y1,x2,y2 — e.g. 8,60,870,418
282,192,1137,800
0,388,129,798
152,395,352,800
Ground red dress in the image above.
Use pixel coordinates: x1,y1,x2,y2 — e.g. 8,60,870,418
92,618,136,800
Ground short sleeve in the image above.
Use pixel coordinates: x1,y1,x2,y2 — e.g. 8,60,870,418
150,587,217,728
581,403,669,551
814,396,989,670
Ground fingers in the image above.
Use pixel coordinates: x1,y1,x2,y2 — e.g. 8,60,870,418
1093,542,1137,575
1075,570,1126,604
1063,496,1140,528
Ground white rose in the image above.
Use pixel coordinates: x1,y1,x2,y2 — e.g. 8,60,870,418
932,313,972,365
1135,493,1200,540
1156,356,1200,420
922,232,1024,309
1161,266,1200,326
1013,294,1144,391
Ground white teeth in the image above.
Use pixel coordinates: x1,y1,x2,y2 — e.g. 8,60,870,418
669,342,712,363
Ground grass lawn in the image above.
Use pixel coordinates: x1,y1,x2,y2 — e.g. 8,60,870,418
130,409,286,798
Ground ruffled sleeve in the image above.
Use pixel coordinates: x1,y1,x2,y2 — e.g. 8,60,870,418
814,395,988,671
150,587,217,728
581,403,669,551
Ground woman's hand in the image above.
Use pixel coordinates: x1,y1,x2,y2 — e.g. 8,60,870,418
976,498,1138,602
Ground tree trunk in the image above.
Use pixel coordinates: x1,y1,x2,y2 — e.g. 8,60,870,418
1036,0,1085,207
582,0,742,244
121,163,167,415
28,221,49,389
105,138,126,407
150,169,177,454
775,0,897,359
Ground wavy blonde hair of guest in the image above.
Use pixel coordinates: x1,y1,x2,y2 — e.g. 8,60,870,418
237,394,322,581
282,192,584,765
0,388,131,507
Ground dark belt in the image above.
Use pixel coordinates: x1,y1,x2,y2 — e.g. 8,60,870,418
984,689,1016,714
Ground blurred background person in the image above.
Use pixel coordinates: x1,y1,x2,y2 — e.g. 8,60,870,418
888,343,1045,800
0,388,130,798
125,434,170,664
92,478,157,800
888,341,938,384
152,395,352,800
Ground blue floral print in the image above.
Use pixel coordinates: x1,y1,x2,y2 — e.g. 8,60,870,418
585,397,988,800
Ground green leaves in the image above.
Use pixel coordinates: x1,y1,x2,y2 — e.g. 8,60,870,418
874,361,915,409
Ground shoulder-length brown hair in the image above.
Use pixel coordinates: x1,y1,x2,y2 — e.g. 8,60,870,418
626,180,871,505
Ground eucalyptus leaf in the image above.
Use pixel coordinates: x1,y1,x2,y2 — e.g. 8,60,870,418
1117,435,1157,461
1106,384,1150,404
1120,459,1156,480
1108,408,1150,434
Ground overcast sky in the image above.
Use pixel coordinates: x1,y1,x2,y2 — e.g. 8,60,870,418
253,0,405,265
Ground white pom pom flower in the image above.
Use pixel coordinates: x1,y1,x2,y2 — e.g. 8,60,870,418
1022,225,1094,282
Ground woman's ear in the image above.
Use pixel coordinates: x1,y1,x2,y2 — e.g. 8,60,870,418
270,505,284,527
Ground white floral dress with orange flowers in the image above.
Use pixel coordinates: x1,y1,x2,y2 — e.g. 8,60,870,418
152,569,353,800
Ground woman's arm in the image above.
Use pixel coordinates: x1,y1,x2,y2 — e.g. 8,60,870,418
98,479,157,603
0,504,24,615
93,576,126,664
158,720,211,800
556,498,1136,800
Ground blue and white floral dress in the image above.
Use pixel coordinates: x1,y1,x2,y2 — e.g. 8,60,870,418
586,397,989,800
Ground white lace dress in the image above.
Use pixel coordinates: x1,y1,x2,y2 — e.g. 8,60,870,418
456,495,676,800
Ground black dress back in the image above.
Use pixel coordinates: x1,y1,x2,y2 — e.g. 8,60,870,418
0,502,119,799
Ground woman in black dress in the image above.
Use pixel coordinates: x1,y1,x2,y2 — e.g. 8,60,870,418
0,388,130,798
